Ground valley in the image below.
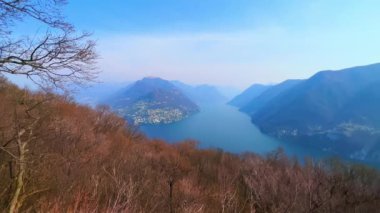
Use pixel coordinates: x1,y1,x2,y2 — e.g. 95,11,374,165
74,63,380,165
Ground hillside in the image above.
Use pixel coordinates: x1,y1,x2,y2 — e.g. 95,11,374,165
228,84,272,108
109,77,199,125
240,79,303,114
251,63,380,162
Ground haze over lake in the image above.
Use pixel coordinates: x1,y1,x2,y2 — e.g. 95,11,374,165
140,104,327,160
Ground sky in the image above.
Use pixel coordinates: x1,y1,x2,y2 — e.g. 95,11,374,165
11,0,380,89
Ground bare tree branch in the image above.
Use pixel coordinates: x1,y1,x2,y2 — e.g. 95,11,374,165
0,0,98,89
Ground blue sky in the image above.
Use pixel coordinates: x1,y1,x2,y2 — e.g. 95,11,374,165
13,0,380,88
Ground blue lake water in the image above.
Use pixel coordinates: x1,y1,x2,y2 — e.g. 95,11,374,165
140,104,329,160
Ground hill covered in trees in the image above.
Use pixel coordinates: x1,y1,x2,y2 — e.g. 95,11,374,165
1,78,380,212
107,77,199,125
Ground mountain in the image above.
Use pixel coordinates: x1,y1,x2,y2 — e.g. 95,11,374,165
240,80,303,115
228,84,272,108
251,63,380,162
171,81,227,104
109,77,199,125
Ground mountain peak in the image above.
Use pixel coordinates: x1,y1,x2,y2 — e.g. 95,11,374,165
142,76,163,80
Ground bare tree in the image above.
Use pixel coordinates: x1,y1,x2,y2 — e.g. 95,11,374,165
7,112,40,213
0,86,49,213
0,0,97,89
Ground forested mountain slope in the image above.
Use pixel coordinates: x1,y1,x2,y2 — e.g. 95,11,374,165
251,63,380,162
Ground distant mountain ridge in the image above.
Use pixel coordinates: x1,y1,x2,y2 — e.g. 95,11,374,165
171,81,227,104
109,77,199,125
240,79,303,115
228,84,272,108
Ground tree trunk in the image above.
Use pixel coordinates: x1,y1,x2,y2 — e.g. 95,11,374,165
9,129,27,213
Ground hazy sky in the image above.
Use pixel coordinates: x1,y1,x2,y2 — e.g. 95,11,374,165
46,0,380,88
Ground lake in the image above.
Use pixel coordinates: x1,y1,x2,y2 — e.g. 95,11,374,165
140,104,329,160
